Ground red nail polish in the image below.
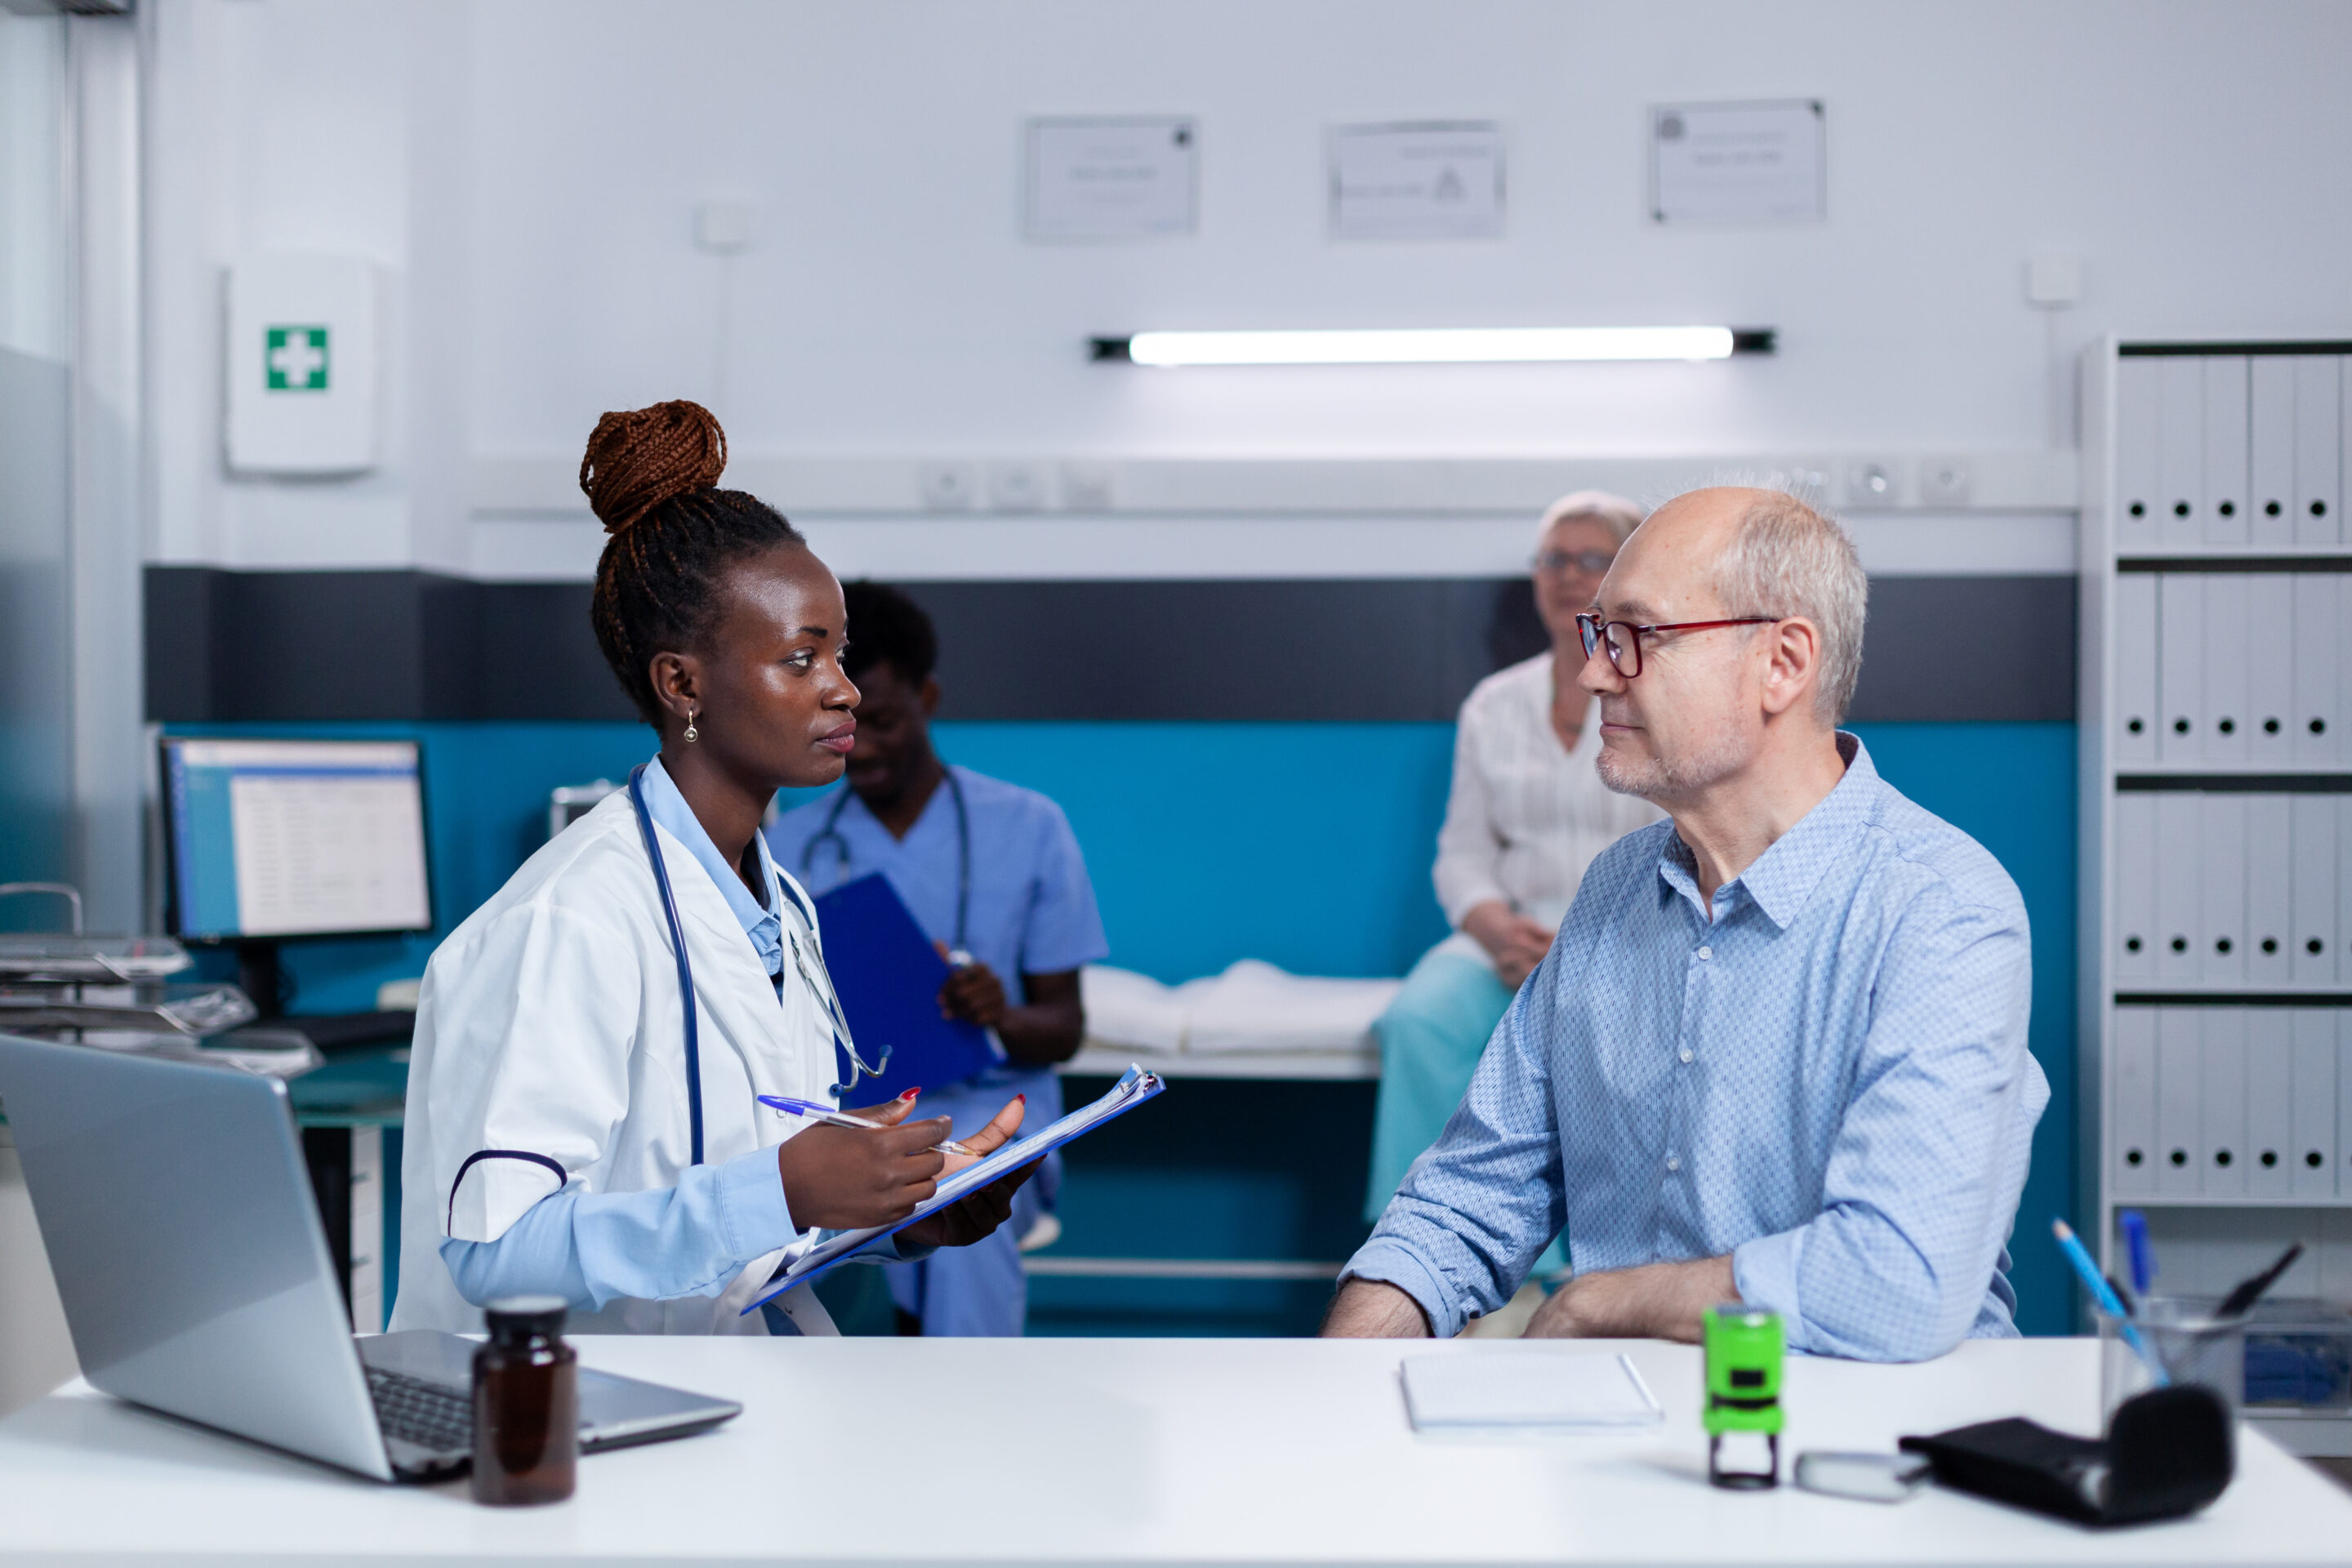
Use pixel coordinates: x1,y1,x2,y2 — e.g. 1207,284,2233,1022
1014,1094,1026,1104
900,1087,922,1101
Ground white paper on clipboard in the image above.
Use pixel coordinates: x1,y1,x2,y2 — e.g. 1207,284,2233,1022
743,1065,1165,1312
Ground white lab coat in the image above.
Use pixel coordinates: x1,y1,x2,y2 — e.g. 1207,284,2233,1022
390,787,839,1335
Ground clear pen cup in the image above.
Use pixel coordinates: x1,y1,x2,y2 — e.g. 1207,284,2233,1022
2099,1295,2245,1426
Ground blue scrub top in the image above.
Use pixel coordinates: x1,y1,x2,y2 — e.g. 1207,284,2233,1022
765,764,1110,1123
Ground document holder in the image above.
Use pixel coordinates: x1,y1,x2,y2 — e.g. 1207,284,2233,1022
813,873,999,1091
1898,1383,2233,1526
742,1065,1165,1312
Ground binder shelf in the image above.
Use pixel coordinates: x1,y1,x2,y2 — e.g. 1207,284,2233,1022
2082,338,2352,1454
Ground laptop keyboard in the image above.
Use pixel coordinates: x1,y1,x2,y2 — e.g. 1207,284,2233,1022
366,1366,472,1453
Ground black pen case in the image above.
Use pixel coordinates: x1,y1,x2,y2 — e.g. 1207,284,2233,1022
1897,1384,2234,1526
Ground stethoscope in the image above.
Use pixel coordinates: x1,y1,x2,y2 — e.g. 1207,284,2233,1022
627,764,893,1165
800,764,972,955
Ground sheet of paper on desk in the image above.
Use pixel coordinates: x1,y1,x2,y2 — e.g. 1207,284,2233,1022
746,1065,1165,1311
1401,1352,1664,1431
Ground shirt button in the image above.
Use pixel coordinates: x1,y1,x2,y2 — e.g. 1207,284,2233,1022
1666,1155,1682,1172
1679,1048,1694,1063
1697,945,1713,960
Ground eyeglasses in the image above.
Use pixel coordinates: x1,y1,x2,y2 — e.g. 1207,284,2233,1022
1575,612,1778,678
1534,548,1617,577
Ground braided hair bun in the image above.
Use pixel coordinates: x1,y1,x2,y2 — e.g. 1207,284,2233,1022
580,399,728,532
585,400,806,724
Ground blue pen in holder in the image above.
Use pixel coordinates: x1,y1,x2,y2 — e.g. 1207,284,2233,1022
2100,1298,2246,1427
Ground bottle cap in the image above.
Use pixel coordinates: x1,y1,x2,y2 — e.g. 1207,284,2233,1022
483,1295,568,1339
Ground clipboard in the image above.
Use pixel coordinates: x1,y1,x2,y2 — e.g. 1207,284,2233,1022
744,1065,1165,1312
811,873,1000,1091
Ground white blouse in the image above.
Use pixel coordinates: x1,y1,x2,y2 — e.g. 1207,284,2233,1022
1430,652,1664,966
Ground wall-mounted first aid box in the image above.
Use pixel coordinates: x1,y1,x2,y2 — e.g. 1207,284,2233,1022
224,255,380,474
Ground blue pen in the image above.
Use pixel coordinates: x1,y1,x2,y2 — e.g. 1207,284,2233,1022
2051,1218,2168,1386
2120,1209,2155,1298
755,1094,979,1157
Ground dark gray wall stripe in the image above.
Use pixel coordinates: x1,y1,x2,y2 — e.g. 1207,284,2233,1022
144,568,2074,725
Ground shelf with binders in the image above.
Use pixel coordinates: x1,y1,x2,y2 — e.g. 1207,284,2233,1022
2082,337,2352,1312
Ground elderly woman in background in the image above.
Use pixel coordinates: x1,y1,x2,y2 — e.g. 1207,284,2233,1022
1364,492,1664,1268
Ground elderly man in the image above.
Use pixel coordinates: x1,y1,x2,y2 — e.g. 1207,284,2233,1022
1325,487,2047,1360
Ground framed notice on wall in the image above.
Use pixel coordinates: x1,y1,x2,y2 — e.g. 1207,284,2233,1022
1650,100,1825,225
1328,122,1505,240
1024,117,1197,241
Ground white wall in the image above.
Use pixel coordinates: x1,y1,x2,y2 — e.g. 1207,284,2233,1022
145,0,2352,577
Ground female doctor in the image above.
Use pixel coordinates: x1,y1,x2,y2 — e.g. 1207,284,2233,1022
390,400,1032,1337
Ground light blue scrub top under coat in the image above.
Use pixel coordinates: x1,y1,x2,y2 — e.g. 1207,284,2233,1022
766,764,1111,1127
768,765,1110,1336
438,758,911,1331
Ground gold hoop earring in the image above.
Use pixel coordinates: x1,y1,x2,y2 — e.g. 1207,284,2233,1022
684,709,699,743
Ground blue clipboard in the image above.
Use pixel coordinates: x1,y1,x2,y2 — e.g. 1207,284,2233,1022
812,872,1000,1092
744,1067,1165,1312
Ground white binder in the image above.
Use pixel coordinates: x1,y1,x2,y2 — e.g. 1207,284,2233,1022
2158,575,2203,764
2292,356,2341,546
2249,356,2297,548
2245,1008,2293,1200
2245,793,2292,988
2200,1006,2247,1198
2202,357,2250,547
2292,575,2337,766
2157,1006,2202,1197
2115,574,2160,765
2112,1005,2158,1198
2294,1009,2338,1200
2340,576,2352,768
2158,358,2204,550
2201,574,2251,764
2117,357,2163,554
2114,792,2158,986
2339,795,2352,988
2198,794,2247,986
2247,575,2294,766
2291,795,2337,986
2154,792,2203,986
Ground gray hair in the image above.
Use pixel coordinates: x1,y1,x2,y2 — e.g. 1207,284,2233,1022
1536,489,1645,548
1711,490,1869,723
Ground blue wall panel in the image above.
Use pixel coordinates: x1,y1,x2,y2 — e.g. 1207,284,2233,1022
176,717,2076,1335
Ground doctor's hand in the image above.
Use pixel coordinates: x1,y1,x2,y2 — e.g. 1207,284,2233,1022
898,1094,1036,1250
773,1097,952,1232
1461,902,1556,990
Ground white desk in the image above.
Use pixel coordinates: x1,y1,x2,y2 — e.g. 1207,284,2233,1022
0,1337,2345,1565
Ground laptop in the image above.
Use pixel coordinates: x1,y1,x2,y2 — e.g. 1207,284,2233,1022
0,1032,742,1481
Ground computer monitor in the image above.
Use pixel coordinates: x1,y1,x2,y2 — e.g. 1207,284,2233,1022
161,737,433,942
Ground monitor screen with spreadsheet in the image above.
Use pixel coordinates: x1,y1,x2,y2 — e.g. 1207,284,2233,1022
161,738,433,940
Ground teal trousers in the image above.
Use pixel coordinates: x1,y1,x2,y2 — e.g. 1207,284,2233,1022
1364,947,1568,1277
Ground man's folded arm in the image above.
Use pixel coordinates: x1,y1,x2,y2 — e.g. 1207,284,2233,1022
1339,962,1571,1339
1732,896,2040,1361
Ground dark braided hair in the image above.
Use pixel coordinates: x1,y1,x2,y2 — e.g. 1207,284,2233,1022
583,400,805,725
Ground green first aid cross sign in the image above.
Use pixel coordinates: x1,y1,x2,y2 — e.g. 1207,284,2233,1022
265,325,330,391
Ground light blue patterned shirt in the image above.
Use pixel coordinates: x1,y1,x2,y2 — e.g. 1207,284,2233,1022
1347,734,2049,1361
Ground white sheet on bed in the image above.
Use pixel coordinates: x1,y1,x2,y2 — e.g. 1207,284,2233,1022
1080,960,1401,1056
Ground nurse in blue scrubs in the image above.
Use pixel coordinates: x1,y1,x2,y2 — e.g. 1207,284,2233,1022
767,581,1110,1336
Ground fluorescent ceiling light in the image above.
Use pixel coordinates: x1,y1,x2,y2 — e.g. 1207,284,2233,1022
1094,326,1774,366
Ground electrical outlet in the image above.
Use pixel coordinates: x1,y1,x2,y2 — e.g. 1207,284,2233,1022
1920,457,1974,506
695,202,753,254
1059,461,1116,512
918,463,978,511
1843,458,1909,509
989,462,1047,513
